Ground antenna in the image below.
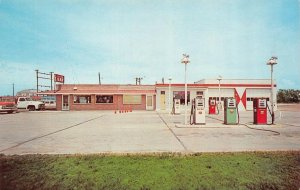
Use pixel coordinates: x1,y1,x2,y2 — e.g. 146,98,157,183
134,76,145,85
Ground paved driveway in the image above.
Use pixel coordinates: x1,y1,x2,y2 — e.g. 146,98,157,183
0,107,299,154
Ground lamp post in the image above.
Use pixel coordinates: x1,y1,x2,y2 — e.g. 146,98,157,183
267,56,278,124
181,54,190,125
217,75,222,111
168,77,172,114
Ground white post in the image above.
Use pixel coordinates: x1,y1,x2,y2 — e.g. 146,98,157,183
181,54,190,125
271,64,274,124
267,56,277,125
184,64,187,125
217,76,222,111
168,77,172,114
218,79,221,107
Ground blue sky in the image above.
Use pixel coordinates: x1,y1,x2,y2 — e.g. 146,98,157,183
0,0,299,95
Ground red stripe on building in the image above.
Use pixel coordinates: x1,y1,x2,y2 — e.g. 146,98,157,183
241,90,247,108
155,84,274,88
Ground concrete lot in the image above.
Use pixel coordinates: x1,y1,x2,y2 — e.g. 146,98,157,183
0,104,299,154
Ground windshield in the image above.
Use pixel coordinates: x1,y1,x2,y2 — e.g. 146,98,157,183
25,98,32,101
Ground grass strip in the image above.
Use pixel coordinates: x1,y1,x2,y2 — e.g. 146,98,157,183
0,151,299,190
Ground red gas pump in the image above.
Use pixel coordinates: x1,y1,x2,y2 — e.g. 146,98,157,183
253,98,267,124
209,99,216,114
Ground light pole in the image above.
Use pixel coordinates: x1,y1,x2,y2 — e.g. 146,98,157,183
267,56,278,124
217,75,222,111
181,54,190,125
168,77,172,114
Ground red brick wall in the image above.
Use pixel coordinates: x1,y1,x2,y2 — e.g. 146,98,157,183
55,94,149,111
56,95,62,111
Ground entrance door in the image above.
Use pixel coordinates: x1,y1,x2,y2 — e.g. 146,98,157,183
62,95,70,111
160,91,166,110
146,95,154,110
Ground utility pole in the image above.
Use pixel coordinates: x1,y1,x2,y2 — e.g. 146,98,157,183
35,69,52,94
12,83,15,98
50,72,53,90
35,69,39,94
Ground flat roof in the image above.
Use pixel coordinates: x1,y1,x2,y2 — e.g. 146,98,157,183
38,84,156,95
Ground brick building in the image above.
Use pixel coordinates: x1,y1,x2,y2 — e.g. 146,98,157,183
40,84,156,111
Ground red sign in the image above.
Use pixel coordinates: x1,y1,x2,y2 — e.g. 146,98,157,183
54,74,65,83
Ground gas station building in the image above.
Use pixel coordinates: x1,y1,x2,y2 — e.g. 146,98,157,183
40,79,276,112
156,79,277,112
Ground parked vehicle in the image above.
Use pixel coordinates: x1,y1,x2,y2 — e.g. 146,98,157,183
16,97,45,111
41,96,56,110
0,101,17,114
42,100,56,110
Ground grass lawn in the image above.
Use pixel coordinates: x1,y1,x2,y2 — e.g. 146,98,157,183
0,151,299,190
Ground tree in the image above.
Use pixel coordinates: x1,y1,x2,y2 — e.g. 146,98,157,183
277,89,300,103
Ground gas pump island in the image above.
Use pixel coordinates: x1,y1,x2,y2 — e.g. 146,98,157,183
224,98,239,125
190,97,206,125
253,98,267,125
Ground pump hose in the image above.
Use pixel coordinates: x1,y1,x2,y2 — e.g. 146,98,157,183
171,101,175,115
190,114,194,125
267,104,272,116
216,103,220,115
190,102,194,125
240,122,280,136
266,103,277,125
206,115,280,136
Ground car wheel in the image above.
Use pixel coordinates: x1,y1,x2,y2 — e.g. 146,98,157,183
28,106,35,111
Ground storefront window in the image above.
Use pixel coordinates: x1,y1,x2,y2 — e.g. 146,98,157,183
173,91,190,105
96,95,113,103
73,95,91,104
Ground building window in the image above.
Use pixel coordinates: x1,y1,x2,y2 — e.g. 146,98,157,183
161,91,165,95
96,95,113,104
196,91,203,96
173,91,190,105
123,95,142,104
73,95,91,104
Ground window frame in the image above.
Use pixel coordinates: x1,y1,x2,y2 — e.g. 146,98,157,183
73,95,92,104
95,95,114,104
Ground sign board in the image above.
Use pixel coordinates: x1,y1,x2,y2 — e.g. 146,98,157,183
54,74,65,83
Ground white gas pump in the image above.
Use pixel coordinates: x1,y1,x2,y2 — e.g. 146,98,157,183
190,97,205,125
172,98,181,114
